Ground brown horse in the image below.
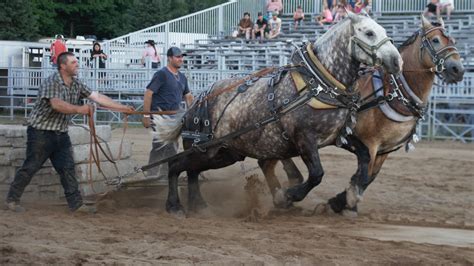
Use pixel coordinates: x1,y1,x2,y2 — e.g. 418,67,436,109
154,12,402,216
279,15,465,215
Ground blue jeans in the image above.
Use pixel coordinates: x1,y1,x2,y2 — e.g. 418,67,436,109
6,127,83,210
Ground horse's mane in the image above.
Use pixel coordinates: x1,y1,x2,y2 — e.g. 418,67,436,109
398,22,443,52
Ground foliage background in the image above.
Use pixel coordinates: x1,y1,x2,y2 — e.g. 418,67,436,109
0,0,227,41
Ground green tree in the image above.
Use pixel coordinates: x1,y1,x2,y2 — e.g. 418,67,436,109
0,0,39,41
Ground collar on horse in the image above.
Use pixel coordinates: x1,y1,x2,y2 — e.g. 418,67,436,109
363,69,425,122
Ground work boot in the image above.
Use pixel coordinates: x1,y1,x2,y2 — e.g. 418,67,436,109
5,201,25,213
73,204,97,214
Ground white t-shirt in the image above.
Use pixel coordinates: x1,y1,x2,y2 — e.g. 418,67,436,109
269,17,282,33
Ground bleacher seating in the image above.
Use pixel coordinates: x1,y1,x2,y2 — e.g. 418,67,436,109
178,12,474,72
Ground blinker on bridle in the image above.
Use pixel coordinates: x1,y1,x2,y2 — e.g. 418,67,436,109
350,34,393,67
420,26,459,74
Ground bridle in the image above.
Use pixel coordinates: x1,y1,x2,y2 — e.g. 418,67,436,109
417,26,459,74
351,34,393,67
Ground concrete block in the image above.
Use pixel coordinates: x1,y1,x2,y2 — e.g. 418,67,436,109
80,181,108,197
72,140,132,164
0,137,11,147
10,137,27,148
75,159,138,183
0,166,17,183
8,148,25,161
68,125,111,145
0,125,27,138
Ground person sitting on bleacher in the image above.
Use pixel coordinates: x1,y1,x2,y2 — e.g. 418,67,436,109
293,5,305,30
268,12,282,39
437,0,454,20
316,5,333,26
237,12,253,40
333,4,347,24
266,0,283,19
424,0,439,18
253,12,269,41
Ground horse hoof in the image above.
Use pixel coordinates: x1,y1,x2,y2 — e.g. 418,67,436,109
312,203,335,215
342,209,358,218
345,186,363,208
170,209,186,219
273,189,293,209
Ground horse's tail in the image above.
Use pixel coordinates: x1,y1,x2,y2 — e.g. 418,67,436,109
151,112,185,143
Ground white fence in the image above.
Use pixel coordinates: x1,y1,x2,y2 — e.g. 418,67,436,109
1,66,473,142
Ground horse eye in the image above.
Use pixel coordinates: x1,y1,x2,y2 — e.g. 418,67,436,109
366,31,374,37
432,38,440,44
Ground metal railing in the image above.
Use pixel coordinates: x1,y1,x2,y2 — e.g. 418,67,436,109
101,0,267,68
2,65,473,142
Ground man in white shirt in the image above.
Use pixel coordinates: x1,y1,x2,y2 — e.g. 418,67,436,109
268,12,282,39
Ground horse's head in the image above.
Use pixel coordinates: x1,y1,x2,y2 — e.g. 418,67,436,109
418,15,464,83
346,11,402,74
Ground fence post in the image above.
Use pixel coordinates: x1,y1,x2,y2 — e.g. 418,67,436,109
164,23,170,67
8,57,14,120
218,5,224,37
375,0,382,16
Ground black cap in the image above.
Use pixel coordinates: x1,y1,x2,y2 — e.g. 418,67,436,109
257,12,263,16
145,39,155,45
167,46,187,57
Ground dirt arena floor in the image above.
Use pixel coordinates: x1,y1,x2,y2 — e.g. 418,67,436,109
1,127,473,265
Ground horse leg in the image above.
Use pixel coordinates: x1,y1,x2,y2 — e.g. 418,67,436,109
275,135,324,207
327,141,388,216
258,159,282,196
166,159,185,216
187,170,207,212
185,148,245,214
281,158,304,186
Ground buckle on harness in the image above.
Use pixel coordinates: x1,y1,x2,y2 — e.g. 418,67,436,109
204,120,210,127
267,93,275,101
194,117,200,124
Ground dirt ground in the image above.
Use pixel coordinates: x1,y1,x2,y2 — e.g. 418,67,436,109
1,127,473,265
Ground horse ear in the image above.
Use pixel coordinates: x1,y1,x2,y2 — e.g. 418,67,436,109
420,14,431,29
359,9,370,18
437,15,445,28
347,9,361,23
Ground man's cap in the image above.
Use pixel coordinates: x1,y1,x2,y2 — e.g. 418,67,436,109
272,12,278,16
167,47,187,57
55,34,64,39
257,12,263,16
145,39,155,45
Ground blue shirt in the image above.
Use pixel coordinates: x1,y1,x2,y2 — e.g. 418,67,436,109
146,67,190,111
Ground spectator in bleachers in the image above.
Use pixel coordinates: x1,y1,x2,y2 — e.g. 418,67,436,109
333,4,347,24
253,12,269,41
363,0,372,15
266,0,283,18
316,6,334,26
424,0,439,18
339,0,353,12
237,12,253,40
354,0,364,13
293,5,305,30
437,0,454,20
90,42,107,79
142,40,161,69
268,12,282,39
90,42,107,69
50,34,67,68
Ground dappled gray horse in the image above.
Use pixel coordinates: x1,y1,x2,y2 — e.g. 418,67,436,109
155,12,402,216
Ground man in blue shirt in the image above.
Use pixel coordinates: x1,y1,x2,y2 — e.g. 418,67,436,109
142,47,194,179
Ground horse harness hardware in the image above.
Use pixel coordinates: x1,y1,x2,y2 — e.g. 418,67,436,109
419,26,458,75
351,35,393,67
